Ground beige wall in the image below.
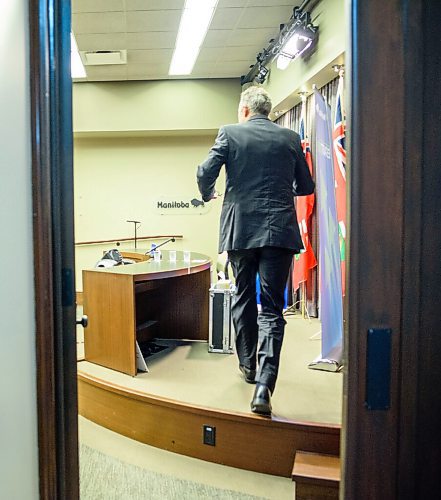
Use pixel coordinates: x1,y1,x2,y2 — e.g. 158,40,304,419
0,1,39,498
74,135,226,289
73,79,240,290
73,78,241,134
73,78,241,290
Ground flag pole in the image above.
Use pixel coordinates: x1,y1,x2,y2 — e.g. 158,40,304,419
302,282,306,318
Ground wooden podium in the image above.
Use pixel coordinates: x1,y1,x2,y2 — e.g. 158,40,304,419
83,251,211,376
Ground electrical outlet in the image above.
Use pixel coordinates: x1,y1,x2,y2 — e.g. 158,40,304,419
203,425,216,446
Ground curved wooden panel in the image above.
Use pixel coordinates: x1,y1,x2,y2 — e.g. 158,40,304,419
78,372,340,477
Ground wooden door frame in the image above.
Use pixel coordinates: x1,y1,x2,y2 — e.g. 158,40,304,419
30,0,79,498
343,1,441,498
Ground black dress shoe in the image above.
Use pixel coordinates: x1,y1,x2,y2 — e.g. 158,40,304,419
251,384,272,416
239,365,256,384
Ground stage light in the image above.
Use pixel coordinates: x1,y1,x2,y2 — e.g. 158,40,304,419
276,29,314,70
255,64,269,84
169,0,219,76
71,33,86,79
241,6,318,84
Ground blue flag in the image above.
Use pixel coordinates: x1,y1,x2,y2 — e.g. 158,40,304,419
310,89,343,370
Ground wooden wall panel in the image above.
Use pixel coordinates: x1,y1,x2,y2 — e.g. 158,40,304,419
78,374,340,478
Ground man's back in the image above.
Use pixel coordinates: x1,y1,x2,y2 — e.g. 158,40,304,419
222,115,305,204
197,114,314,252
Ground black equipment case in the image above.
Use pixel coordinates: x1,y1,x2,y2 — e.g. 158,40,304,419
209,282,235,353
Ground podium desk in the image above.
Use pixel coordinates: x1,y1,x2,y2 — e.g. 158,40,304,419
83,251,211,376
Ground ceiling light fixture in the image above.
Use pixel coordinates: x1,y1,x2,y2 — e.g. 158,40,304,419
71,33,86,79
169,0,219,76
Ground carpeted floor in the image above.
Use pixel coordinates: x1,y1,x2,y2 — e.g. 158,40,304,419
80,444,268,500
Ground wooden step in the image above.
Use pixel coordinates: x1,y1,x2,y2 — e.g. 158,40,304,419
292,451,340,500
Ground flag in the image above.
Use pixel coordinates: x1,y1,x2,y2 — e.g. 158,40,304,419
332,75,347,296
309,89,343,369
293,100,317,291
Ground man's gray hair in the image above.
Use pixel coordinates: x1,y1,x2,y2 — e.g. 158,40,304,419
239,86,272,116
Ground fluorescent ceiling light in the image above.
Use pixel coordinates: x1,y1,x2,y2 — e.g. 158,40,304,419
169,0,218,76
276,32,313,70
71,33,86,78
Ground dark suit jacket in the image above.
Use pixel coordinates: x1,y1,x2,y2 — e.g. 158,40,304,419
197,114,315,253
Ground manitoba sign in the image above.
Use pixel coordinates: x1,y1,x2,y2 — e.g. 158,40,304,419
154,197,211,215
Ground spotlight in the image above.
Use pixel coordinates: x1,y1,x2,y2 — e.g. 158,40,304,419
255,64,269,84
277,29,314,69
241,6,318,85
276,11,317,71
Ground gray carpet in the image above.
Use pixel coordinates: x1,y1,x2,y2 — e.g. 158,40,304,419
80,444,268,500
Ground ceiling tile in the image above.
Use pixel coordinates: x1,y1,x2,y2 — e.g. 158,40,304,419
210,8,245,30
217,0,248,7
237,6,294,28
244,0,296,6
72,12,126,34
210,60,250,76
127,49,173,64
71,1,300,82
126,10,182,32
203,30,231,48
220,45,258,62
226,27,277,46
126,31,177,50
127,62,170,77
126,0,185,10
75,33,127,51
72,0,124,13
192,61,216,74
215,60,253,72
85,64,128,79
197,47,225,63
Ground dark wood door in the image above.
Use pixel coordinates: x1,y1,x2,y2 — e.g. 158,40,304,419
343,1,441,498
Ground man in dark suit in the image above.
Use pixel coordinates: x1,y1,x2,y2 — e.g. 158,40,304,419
197,86,314,416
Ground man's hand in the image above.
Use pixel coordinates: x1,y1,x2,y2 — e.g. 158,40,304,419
209,190,223,200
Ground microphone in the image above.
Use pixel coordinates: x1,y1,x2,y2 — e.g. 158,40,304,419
145,237,176,255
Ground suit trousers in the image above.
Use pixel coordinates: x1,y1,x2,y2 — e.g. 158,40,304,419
228,246,294,394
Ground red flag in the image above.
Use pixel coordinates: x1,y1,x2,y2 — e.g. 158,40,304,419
332,75,347,296
293,100,317,291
